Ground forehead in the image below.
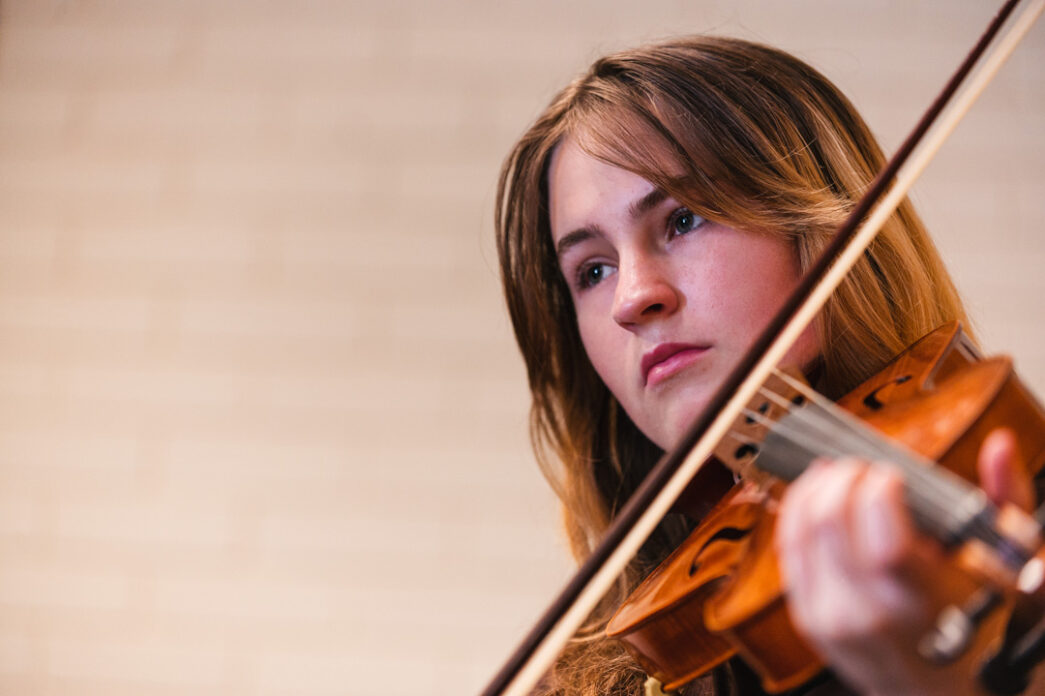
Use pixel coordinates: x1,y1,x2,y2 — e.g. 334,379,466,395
546,138,659,241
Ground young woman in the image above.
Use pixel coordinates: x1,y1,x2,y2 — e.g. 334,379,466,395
495,37,1036,695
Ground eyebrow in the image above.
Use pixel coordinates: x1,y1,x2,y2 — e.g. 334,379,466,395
628,187,669,219
555,226,598,260
554,187,670,260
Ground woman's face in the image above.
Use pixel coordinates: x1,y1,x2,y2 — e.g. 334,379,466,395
547,138,820,450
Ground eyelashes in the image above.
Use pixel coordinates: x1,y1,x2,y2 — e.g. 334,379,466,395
575,260,616,290
568,207,707,292
669,207,706,237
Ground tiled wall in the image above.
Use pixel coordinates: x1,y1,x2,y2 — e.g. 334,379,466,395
0,1,1041,694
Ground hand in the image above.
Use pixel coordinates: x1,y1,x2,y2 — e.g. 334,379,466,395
774,428,1032,696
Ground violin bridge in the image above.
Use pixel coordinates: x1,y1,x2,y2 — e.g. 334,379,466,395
713,367,810,485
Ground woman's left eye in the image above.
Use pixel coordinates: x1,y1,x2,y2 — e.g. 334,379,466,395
669,208,705,237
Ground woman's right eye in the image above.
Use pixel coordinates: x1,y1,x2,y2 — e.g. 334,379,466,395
577,262,616,290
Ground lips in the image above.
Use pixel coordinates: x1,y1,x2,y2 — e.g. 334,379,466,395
642,343,710,386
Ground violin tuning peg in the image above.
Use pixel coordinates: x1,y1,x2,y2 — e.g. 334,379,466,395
918,588,1002,664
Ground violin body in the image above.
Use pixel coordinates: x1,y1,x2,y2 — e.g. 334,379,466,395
606,322,1045,692
607,479,823,692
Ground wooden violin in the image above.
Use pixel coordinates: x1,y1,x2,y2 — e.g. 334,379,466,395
606,322,1045,692
480,2,1045,694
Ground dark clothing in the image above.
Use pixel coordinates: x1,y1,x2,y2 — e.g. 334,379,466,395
680,660,854,696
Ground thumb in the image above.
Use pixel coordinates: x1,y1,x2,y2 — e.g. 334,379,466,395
977,428,1035,513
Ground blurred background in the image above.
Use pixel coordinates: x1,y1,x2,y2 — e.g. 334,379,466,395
0,1,1041,694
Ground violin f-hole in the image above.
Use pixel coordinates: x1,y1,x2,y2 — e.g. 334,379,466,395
862,374,913,410
688,525,757,576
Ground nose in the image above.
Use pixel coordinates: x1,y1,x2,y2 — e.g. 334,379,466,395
611,254,680,329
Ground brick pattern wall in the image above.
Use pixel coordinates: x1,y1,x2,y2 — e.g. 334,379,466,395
0,1,1041,694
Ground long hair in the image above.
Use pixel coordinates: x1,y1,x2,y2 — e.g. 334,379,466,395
495,36,969,695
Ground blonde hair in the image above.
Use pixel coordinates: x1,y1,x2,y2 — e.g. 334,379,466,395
496,36,969,695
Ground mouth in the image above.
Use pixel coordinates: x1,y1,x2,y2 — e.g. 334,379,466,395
642,343,710,387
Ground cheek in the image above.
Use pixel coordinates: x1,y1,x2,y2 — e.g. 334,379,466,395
734,242,804,319
575,302,638,405
740,245,822,366
787,321,823,372
576,313,616,381
708,236,821,362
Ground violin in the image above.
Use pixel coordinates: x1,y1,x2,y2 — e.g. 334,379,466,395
606,322,1045,692
480,2,1045,694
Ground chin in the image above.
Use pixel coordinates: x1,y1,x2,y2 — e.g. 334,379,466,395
674,393,721,447
656,410,706,451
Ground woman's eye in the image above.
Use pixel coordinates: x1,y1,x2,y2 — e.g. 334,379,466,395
670,208,705,237
577,262,615,289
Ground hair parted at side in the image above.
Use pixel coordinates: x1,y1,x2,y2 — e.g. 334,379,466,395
495,35,969,696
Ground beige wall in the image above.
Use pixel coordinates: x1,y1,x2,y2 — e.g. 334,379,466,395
0,1,1041,694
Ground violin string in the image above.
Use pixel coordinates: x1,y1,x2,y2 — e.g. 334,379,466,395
736,368,1029,565
754,387,799,411
763,371,977,505
765,371,926,459
747,369,1029,559
782,396,976,518
749,381,916,475
739,404,981,543
739,386,990,544
777,401,1025,561
753,378,908,462
792,409,974,534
